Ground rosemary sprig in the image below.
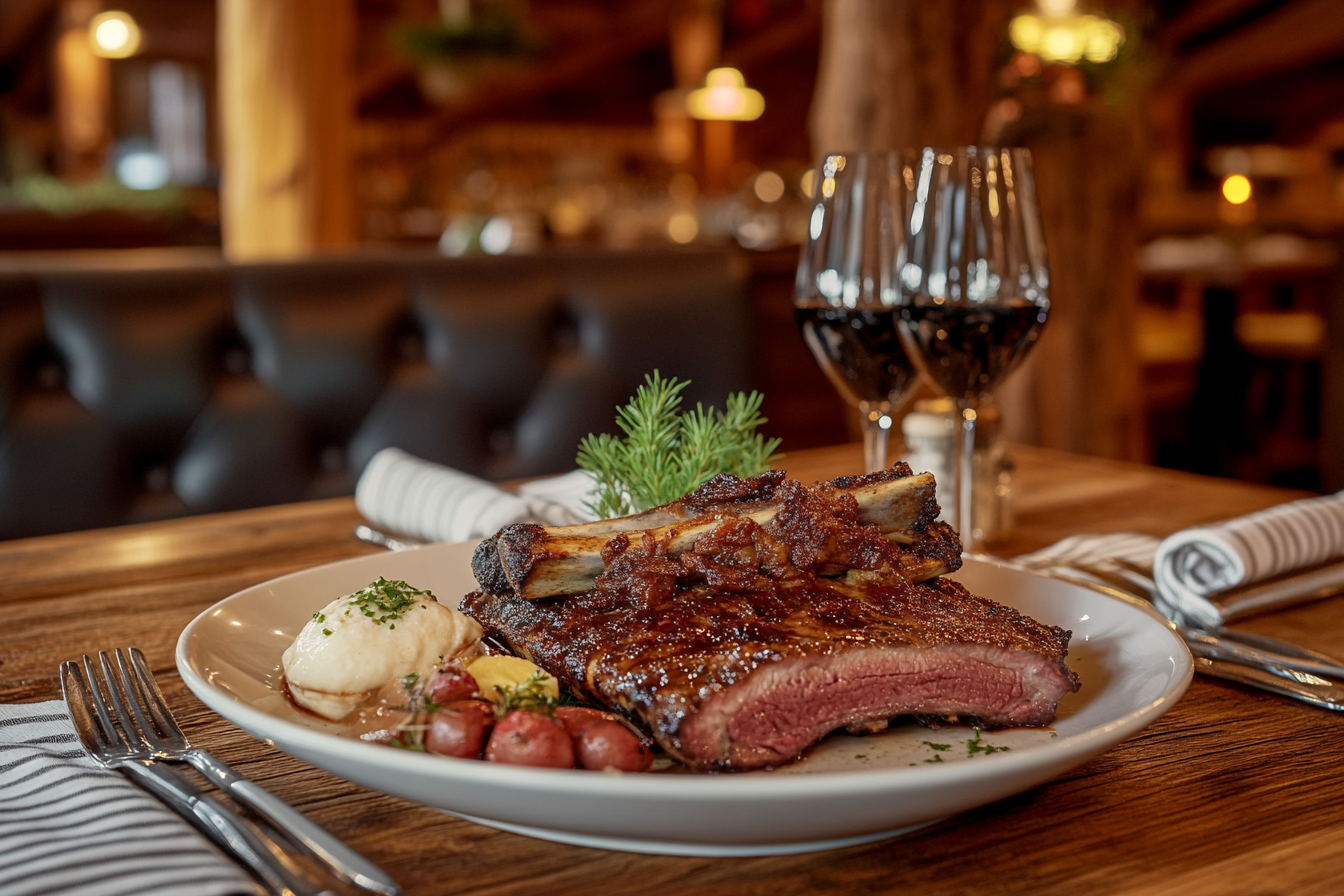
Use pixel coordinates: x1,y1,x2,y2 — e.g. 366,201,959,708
576,372,781,517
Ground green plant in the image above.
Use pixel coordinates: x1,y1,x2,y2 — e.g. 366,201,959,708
576,372,781,518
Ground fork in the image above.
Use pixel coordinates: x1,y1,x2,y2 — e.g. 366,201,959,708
1019,566,1344,711
112,648,401,896
61,653,331,896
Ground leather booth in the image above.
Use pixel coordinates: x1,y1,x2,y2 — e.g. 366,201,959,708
0,247,752,539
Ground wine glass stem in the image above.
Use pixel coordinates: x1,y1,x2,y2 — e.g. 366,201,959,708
958,404,978,553
859,403,891,474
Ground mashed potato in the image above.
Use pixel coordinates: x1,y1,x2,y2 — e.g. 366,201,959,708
282,577,482,720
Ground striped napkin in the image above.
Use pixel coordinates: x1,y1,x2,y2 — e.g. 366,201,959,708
355,448,597,544
1152,490,1344,627
0,701,259,896
1014,491,1344,628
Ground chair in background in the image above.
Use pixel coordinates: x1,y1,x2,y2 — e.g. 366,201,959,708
0,247,751,540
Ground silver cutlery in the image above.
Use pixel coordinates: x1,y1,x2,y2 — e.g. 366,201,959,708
61,654,333,896
117,647,401,896
1007,553,1344,679
1018,567,1344,712
1191,657,1344,712
353,524,424,552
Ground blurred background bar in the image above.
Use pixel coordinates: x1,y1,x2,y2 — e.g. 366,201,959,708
3,0,1344,537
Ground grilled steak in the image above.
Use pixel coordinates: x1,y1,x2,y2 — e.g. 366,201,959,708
462,471,1080,771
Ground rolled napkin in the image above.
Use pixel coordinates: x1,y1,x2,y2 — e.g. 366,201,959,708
1152,490,1344,627
355,448,598,544
1014,491,1344,628
0,700,259,896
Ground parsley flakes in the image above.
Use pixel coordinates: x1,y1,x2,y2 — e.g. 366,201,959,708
345,577,436,626
966,729,1010,756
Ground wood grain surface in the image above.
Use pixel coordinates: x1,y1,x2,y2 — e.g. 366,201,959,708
4,444,1344,896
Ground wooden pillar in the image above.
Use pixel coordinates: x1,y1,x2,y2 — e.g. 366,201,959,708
809,0,1007,154
218,0,356,259
54,0,109,181
1007,108,1147,461
1323,241,1344,493
810,0,1147,462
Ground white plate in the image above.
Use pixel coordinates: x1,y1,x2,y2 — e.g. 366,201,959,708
177,545,1192,856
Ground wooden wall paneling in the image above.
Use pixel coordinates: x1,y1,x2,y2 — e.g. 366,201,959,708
1323,240,1344,493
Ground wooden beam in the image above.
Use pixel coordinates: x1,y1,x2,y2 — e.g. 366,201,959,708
1164,0,1344,98
1161,0,1279,51
721,6,820,70
0,0,56,64
368,0,672,161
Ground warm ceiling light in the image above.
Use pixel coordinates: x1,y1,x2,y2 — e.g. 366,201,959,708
1222,174,1252,205
685,68,764,121
1009,1,1123,64
89,11,141,58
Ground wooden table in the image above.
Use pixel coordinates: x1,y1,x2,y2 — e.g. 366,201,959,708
4,444,1343,895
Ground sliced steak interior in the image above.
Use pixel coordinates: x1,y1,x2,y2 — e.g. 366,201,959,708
461,471,1080,771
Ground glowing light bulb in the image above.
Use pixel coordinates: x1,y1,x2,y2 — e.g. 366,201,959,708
685,68,764,121
1222,174,1252,205
1008,2,1123,65
89,11,141,59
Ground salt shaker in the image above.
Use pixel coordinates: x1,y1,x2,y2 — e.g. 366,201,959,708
901,400,1015,543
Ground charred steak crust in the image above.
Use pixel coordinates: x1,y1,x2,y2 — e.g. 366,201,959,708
495,522,551,587
679,469,787,512
461,472,1080,772
470,536,512,595
897,521,963,580
474,466,953,600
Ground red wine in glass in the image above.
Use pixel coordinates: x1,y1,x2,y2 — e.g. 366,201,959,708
898,146,1050,549
794,151,919,473
898,297,1047,401
794,305,920,407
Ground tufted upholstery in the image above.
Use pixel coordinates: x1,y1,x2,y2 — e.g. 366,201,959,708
0,247,752,539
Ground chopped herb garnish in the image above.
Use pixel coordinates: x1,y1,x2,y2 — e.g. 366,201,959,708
854,754,868,760
321,628,332,637
311,612,326,623
924,754,944,763
921,741,951,751
966,728,1010,756
493,671,560,716
344,577,436,626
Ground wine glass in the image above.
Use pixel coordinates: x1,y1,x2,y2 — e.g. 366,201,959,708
794,151,921,474
898,146,1049,549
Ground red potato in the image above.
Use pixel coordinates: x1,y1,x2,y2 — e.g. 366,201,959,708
426,668,479,704
574,720,654,772
553,706,622,737
425,700,495,759
485,710,575,769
